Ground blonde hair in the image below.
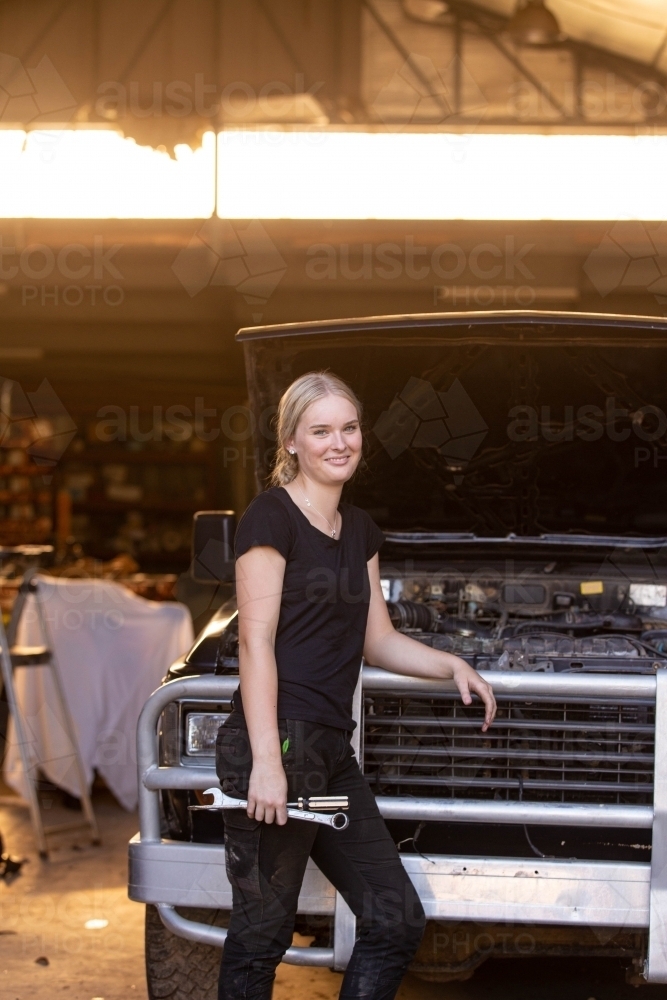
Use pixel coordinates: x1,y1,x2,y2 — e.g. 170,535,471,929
270,371,363,486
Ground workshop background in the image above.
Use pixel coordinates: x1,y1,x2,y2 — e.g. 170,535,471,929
0,0,666,581
0,2,666,999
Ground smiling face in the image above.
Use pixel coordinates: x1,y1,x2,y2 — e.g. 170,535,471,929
286,393,363,487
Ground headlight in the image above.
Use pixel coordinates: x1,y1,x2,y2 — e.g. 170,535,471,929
185,713,229,756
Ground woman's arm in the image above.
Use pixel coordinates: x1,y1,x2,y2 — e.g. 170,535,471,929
235,545,289,824
363,554,497,732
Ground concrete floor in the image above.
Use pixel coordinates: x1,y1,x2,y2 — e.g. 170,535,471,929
2,786,667,1000
0,786,145,1000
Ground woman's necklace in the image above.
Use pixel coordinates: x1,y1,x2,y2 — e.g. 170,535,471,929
295,482,339,537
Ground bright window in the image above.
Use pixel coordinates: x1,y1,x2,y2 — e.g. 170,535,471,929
0,129,216,218
0,128,665,220
217,130,667,221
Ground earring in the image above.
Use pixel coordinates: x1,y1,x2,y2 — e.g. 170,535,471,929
289,449,295,455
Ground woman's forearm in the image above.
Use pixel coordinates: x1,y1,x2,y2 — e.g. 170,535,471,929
238,638,282,763
364,626,465,679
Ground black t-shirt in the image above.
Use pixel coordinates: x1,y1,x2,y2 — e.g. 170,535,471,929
232,486,385,731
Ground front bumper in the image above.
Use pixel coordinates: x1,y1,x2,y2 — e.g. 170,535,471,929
129,835,650,925
130,669,667,979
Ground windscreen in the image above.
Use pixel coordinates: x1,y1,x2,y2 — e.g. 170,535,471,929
245,332,667,537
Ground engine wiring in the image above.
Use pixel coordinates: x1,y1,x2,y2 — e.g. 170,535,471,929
386,593,667,671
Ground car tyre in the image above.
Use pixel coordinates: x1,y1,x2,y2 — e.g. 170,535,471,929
145,904,229,1000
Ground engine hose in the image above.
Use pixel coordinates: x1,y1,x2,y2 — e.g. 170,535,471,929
640,631,667,656
386,600,437,631
508,613,644,636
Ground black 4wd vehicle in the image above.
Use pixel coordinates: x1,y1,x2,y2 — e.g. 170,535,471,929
129,310,667,998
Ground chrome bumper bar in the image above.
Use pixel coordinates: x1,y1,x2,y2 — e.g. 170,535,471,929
143,765,653,828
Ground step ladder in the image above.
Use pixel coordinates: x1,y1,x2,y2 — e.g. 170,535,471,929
0,569,101,858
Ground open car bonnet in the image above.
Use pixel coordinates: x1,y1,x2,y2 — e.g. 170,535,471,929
237,311,667,542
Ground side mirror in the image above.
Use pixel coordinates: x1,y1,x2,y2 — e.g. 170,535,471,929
191,511,236,583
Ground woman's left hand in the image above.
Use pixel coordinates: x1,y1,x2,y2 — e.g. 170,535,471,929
451,660,496,732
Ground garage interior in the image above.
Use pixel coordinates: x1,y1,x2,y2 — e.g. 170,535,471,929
1,1,666,572
1,1,667,998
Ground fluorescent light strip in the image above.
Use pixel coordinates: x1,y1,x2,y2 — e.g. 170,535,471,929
0,128,665,219
217,131,667,220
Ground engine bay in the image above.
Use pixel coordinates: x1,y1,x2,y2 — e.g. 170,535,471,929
381,565,667,674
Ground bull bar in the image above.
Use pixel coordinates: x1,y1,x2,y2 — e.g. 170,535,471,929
128,667,667,979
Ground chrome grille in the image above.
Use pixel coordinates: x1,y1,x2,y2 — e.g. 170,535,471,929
362,693,655,805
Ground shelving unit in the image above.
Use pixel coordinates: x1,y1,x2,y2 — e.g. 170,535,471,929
56,428,218,572
0,460,53,547
0,398,234,573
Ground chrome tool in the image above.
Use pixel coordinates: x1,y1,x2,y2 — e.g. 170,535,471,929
189,787,350,830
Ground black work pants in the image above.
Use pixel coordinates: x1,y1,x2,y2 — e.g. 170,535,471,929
215,713,425,1000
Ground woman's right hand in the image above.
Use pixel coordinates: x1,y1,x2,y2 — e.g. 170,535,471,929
247,759,288,825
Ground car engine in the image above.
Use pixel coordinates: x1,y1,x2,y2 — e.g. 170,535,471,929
382,571,667,674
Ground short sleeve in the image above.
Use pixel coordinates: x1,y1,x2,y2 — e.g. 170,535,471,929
361,509,386,561
234,492,293,560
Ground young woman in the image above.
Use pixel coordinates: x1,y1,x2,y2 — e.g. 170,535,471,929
216,371,496,1000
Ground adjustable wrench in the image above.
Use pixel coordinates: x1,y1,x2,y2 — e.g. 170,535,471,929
189,787,350,830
